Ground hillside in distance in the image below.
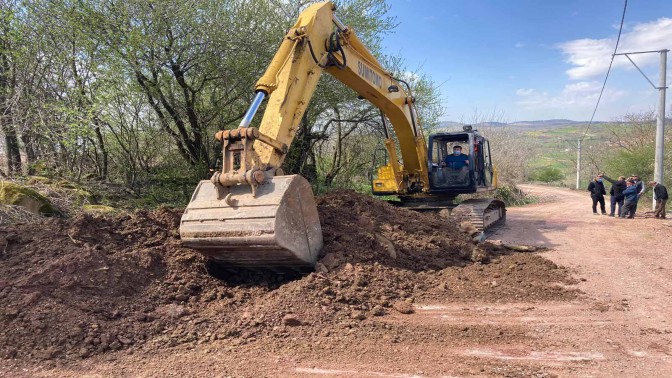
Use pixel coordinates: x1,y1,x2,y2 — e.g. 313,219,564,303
439,119,607,131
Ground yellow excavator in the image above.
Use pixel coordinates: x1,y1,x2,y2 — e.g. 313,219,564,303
179,1,505,270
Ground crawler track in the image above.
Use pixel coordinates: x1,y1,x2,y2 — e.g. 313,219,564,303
454,198,507,232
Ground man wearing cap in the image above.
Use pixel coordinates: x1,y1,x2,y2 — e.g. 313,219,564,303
620,179,639,218
649,181,668,219
602,174,626,217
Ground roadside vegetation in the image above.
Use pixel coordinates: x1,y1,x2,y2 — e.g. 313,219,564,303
522,111,671,206
2,1,665,216
0,0,442,214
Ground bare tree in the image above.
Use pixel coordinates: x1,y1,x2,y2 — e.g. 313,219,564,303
0,2,23,174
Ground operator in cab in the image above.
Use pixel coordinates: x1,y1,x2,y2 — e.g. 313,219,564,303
442,145,469,183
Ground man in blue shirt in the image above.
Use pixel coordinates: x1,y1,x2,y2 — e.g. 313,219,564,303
619,179,639,218
442,145,469,183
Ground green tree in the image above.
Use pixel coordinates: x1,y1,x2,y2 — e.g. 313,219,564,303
76,0,283,169
0,0,445,206
601,111,669,186
604,146,655,181
532,167,564,183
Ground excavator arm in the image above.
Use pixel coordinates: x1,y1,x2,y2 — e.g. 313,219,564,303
180,1,429,270
251,2,428,193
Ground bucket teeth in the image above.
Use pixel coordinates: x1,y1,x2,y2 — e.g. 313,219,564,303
180,175,323,269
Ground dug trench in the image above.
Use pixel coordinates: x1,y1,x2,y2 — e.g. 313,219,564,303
0,190,579,366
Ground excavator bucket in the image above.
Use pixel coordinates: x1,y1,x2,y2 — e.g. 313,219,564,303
179,175,323,270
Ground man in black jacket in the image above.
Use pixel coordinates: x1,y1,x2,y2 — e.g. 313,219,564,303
603,175,626,217
587,174,607,215
649,181,668,219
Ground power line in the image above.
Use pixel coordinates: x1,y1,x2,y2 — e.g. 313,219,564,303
562,137,595,150
579,0,628,142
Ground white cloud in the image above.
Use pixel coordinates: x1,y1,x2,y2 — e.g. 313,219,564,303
515,81,627,110
516,88,535,96
515,42,525,48
558,18,672,80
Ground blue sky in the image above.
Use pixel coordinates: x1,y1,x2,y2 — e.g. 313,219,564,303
381,0,672,122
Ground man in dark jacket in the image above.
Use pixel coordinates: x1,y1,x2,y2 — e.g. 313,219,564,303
587,174,607,215
649,181,668,219
603,175,626,217
620,179,639,218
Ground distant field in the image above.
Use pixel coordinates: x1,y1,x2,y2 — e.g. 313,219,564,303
522,123,613,185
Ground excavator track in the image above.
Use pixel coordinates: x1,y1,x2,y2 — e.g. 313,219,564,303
394,196,506,234
452,198,506,232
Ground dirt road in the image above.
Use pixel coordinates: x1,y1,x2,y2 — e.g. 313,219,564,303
2,184,671,377
485,184,672,377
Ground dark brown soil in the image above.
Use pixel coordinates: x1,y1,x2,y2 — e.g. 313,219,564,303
0,190,578,362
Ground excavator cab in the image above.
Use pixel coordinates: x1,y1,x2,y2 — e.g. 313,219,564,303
423,126,504,231
428,126,496,195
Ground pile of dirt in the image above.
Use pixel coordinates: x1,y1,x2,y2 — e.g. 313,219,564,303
0,190,578,361
315,190,476,271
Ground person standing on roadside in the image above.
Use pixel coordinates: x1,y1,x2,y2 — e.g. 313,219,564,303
603,174,626,217
587,174,607,215
649,181,668,219
620,179,639,218
631,175,646,215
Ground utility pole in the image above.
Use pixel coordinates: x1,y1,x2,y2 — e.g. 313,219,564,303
614,49,668,209
576,138,582,190
654,50,667,208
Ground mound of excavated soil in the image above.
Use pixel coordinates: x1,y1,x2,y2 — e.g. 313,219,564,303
0,190,577,361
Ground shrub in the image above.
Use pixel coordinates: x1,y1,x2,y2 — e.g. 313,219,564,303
532,167,564,183
493,184,537,206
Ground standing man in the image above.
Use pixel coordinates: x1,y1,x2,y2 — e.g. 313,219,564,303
603,174,626,217
631,175,646,215
587,174,607,215
620,179,639,218
649,181,668,219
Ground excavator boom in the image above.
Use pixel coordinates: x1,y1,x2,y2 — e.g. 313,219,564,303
180,1,428,270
